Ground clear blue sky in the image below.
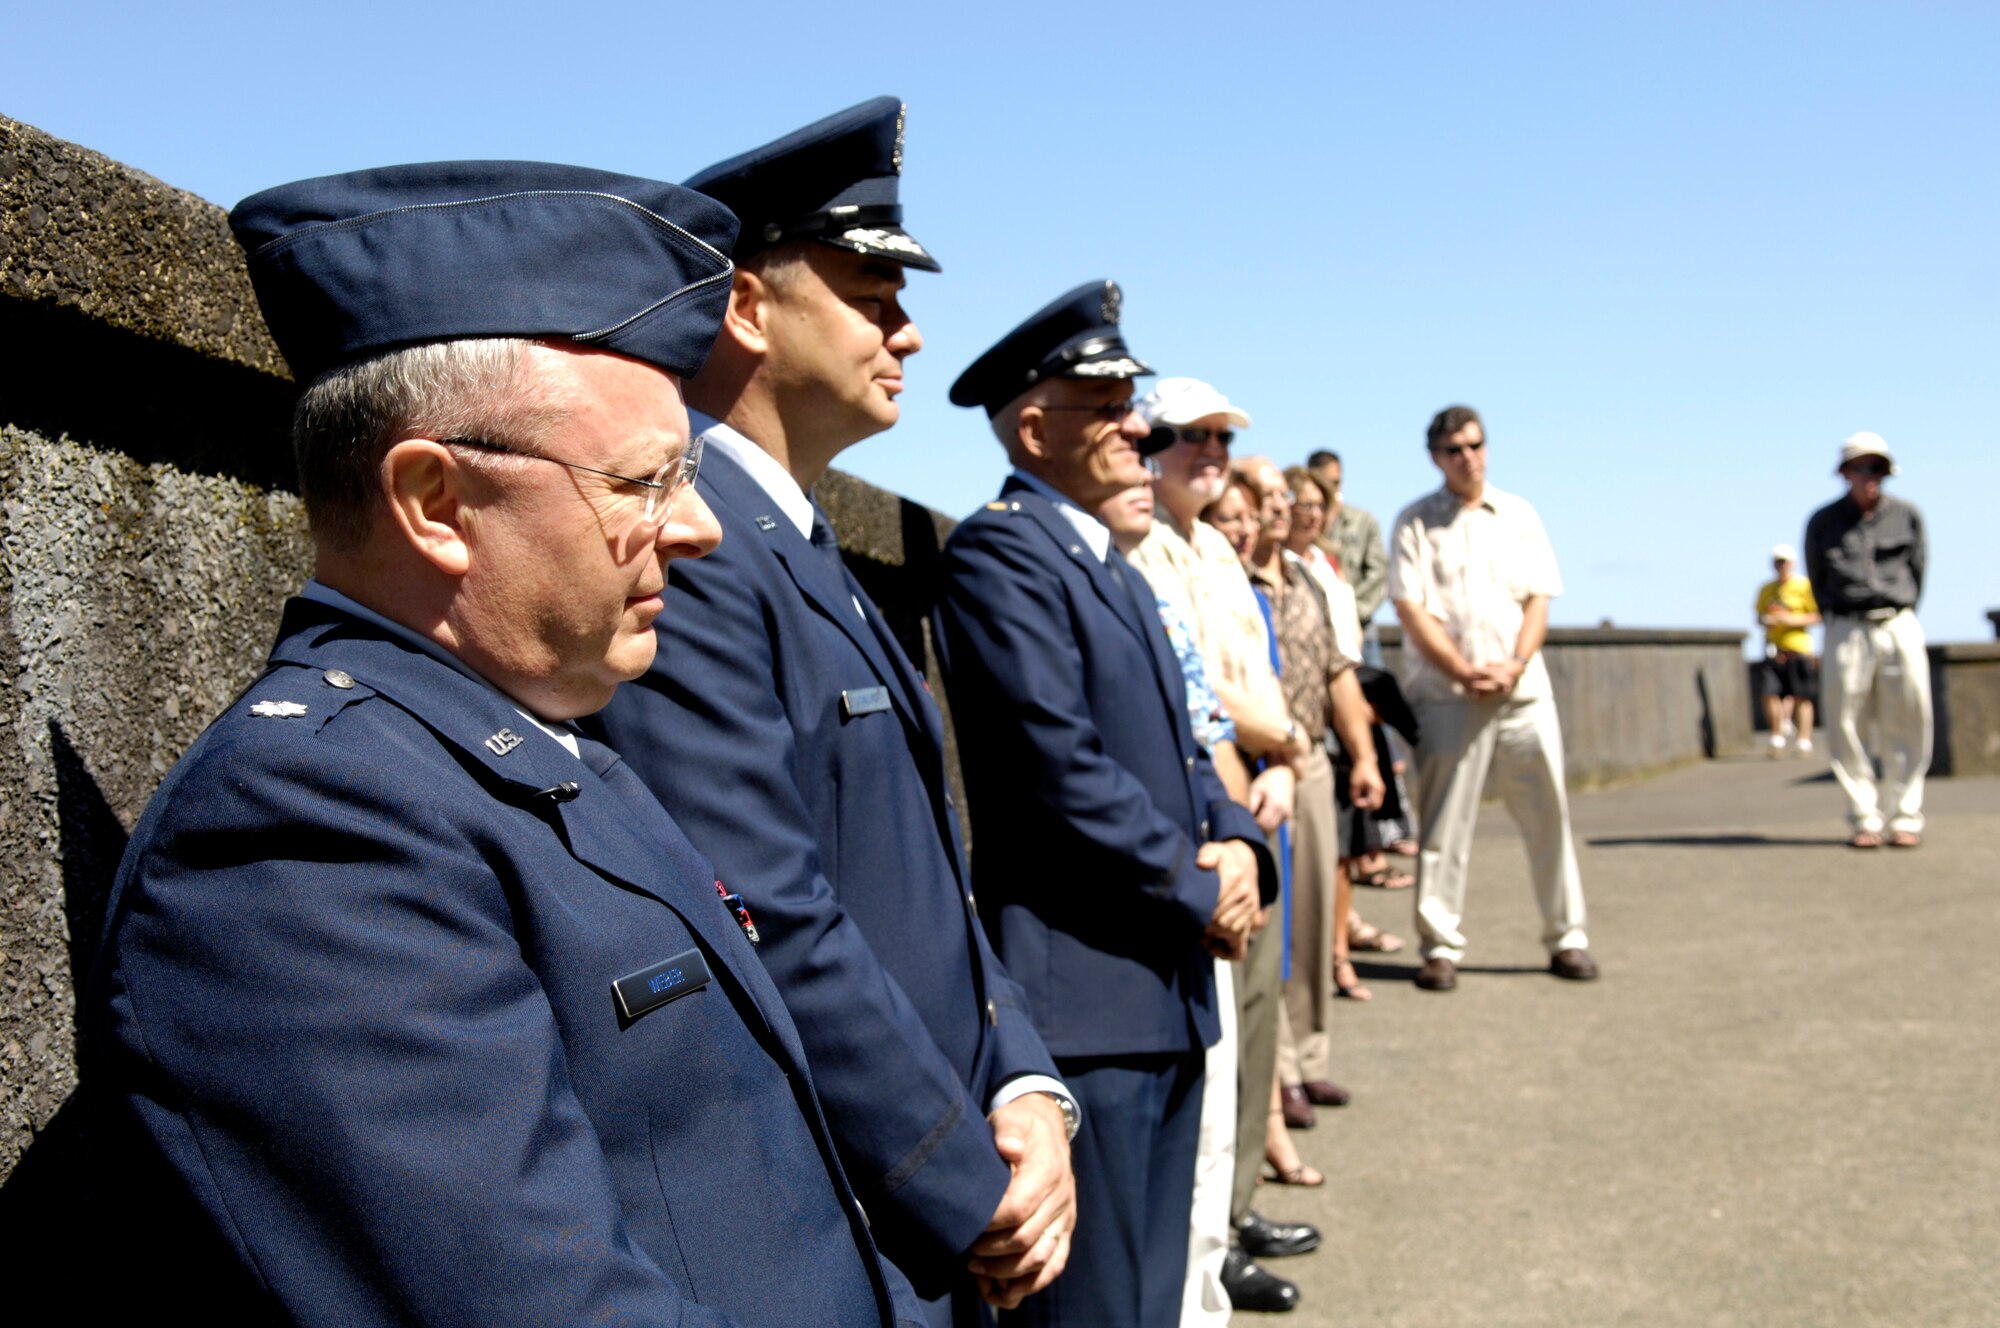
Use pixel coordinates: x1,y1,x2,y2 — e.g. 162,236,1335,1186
7,1,1994,644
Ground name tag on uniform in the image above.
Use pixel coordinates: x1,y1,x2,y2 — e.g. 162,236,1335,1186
841,686,892,718
612,947,712,1020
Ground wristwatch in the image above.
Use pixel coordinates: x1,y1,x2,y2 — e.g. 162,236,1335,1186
1039,1091,1081,1142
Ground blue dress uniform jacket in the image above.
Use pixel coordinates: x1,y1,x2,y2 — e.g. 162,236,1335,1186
935,479,1276,1061
589,445,1059,1309
87,600,921,1328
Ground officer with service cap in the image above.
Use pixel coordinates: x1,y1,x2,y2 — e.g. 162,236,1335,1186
936,283,1277,1327
88,160,923,1326
590,97,1078,1327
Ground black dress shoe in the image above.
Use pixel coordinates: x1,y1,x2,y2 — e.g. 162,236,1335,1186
1415,955,1457,991
1234,1210,1322,1258
1279,1083,1315,1129
1550,948,1599,981
1222,1247,1300,1313
1302,1079,1350,1108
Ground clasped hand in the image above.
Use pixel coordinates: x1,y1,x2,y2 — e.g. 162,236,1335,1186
1199,839,1260,960
970,1093,1076,1308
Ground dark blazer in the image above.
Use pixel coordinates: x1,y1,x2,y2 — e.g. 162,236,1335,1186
88,600,919,1328
589,444,1058,1304
935,477,1275,1062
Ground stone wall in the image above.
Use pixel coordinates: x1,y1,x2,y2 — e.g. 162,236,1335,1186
1379,626,1754,789
1931,643,2000,778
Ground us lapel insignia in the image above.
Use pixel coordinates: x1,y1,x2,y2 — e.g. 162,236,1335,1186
755,515,779,531
485,727,524,756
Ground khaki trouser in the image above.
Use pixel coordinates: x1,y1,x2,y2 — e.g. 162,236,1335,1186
1411,692,1588,963
1824,610,1931,835
1275,748,1340,1087
1229,896,1283,1224
1179,961,1235,1327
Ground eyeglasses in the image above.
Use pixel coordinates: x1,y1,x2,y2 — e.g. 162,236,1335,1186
1432,440,1486,459
1166,426,1235,447
441,433,703,529
1040,401,1139,425
1845,459,1890,478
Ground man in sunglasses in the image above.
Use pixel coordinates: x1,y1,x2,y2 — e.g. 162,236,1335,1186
88,161,924,1325
589,100,1076,1325
1388,404,1594,993
938,285,1276,1327
1803,432,1930,849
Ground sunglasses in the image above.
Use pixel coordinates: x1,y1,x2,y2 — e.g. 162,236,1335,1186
1846,459,1890,478
1432,439,1486,459
1160,428,1232,454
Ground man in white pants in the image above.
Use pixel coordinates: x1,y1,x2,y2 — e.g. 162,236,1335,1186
1804,432,1930,850
1388,405,1595,993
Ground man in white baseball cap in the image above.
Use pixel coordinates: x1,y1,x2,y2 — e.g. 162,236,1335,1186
1802,432,1930,848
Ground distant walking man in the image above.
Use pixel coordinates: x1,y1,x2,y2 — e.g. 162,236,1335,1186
1388,405,1594,992
1804,432,1930,850
1755,543,1821,757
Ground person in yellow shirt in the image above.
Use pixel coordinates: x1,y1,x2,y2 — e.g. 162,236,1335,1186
1756,544,1822,756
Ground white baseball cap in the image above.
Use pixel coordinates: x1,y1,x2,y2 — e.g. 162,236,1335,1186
1771,544,1798,563
1135,376,1252,429
1836,431,1897,475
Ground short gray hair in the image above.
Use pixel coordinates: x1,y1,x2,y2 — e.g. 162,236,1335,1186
290,338,570,550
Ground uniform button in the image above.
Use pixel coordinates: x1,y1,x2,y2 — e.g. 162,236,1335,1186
986,998,998,1026
1201,819,1211,841
966,892,978,916
1185,755,1195,772
323,669,355,689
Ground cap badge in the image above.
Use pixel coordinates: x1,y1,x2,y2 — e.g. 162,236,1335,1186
1101,281,1122,324
893,104,907,173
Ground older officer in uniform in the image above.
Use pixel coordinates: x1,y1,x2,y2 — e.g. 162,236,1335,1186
937,284,1276,1328
589,99,1076,1326
87,161,923,1327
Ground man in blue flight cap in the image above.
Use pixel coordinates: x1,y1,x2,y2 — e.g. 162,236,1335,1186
590,98,1077,1327
87,160,924,1327
935,283,1276,1328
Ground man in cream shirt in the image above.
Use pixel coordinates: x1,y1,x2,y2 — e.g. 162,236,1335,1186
1388,405,1595,993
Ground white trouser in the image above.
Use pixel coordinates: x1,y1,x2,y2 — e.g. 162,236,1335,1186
1823,610,1931,834
1180,958,1236,1327
1411,692,1588,963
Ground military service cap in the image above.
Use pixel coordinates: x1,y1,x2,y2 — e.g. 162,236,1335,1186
230,161,739,384
684,96,940,273
949,280,1152,415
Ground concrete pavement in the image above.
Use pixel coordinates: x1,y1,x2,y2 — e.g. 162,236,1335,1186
1243,755,1998,1326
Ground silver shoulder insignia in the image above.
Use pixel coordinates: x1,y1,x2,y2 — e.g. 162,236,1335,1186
486,727,524,756
250,701,309,718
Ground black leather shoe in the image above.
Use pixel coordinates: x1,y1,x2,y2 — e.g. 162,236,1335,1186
1279,1083,1315,1129
1550,948,1599,981
1234,1210,1322,1258
1222,1247,1300,1312
1415,955,1457,991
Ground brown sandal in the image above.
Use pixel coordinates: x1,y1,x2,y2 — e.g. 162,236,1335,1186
1261,1163,1326,1187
